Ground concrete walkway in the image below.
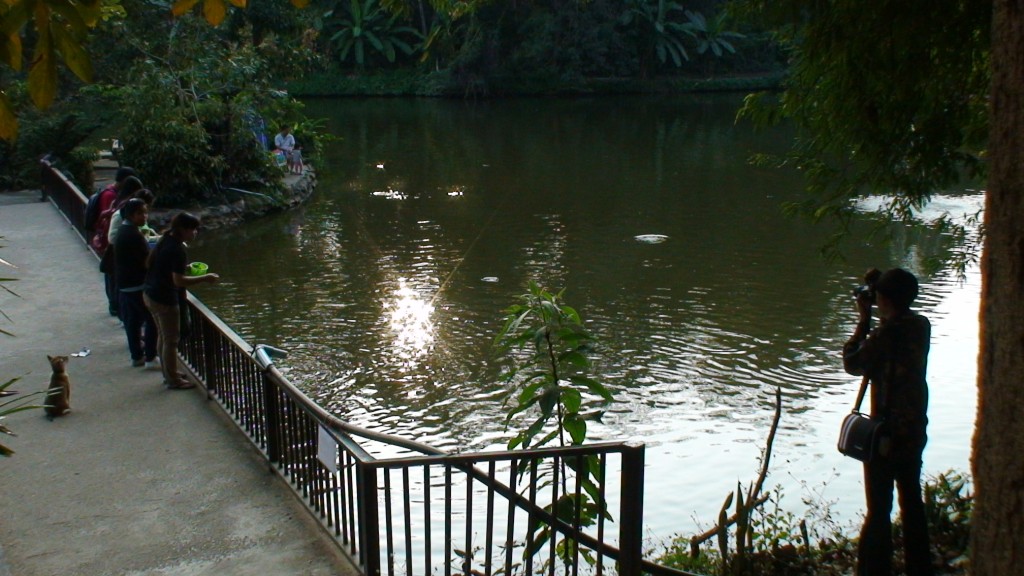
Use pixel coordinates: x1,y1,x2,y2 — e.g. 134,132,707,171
0,192,357,575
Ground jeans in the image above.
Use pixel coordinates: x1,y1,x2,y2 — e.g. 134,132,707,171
120,290,157,362
858,454,933,576
143,293,181,385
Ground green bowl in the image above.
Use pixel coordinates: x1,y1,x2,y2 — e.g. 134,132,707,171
188,262,209,276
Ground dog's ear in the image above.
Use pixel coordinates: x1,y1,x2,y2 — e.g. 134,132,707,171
47,355,54,362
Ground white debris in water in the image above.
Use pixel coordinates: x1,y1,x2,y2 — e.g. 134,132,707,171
634,234,669,244
481,277,499,283
372,188,406,200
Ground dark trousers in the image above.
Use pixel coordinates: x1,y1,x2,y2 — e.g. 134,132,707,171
120,290,157,361
104,272,118,316
858,454,933,576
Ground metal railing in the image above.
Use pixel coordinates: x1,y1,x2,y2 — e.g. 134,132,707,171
40,157,92,248
39,159,699,576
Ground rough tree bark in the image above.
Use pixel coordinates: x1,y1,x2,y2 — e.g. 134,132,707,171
972,0,1024,573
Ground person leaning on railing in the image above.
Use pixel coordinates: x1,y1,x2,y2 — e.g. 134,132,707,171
143,212,219,390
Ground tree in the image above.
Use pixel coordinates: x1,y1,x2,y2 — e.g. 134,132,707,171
733,0,1021,572
972,1,1024,572
495,282,615,569
620,0,697,76
320,0,420,69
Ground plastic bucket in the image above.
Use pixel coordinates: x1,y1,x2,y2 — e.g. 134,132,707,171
188,262,209,276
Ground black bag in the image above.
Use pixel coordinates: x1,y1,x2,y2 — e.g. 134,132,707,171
98,246,114,274
837,375,888,462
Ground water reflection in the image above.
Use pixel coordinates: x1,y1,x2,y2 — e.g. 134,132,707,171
190,94,979,541
385,279,435,364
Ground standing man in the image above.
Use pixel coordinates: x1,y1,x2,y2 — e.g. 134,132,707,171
843,268,933,576
274,125,297,173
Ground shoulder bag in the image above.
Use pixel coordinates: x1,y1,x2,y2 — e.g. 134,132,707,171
837,374,888,462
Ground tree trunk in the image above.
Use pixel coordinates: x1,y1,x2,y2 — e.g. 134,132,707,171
972,0,1024,573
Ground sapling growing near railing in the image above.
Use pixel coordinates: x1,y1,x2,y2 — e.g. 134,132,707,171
495,281,616,568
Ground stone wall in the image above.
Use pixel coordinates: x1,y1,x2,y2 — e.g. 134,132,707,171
149,169,317,230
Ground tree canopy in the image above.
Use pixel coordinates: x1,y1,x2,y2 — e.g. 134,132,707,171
736,0,990,230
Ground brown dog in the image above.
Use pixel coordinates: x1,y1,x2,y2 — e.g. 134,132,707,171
44,355,71,419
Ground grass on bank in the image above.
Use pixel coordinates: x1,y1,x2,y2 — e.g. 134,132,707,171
656,470,972,576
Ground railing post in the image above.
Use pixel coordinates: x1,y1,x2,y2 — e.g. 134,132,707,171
262,371,282,469
619,442,645,576
358,463,381,576
39,159,49,202
201,313,218,398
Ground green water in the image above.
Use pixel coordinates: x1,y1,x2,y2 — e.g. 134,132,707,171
191,94,979,539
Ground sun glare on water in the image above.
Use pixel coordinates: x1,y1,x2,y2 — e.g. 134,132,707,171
385,280,435,362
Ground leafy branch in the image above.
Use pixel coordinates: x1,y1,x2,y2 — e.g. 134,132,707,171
495,281,615,569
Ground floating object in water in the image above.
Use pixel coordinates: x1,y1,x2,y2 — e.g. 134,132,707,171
376,163,385,170
70,347,91,357
372,189,407,200
481,277,499,283
634,234,669,244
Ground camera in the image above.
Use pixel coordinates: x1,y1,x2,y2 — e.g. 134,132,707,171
852,284,875,302
851,268,882,303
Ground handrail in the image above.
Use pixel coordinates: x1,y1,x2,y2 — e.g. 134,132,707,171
39,157,92,248
39,158,703,576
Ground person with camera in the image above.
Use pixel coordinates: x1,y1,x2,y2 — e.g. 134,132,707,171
843,267,933,576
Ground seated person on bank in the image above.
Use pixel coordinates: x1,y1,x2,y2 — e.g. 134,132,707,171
274,125,301,173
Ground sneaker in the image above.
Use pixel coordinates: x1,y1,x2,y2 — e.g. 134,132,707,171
144,358,161,371
131,358,145,367
166,378,196,390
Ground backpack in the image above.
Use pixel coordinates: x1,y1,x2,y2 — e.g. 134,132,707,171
84,190,104,235
90,201,121,253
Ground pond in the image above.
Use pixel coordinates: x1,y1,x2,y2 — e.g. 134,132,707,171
190,94,979,544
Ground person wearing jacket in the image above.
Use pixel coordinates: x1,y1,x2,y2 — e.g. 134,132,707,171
113,199,157,368
843,268,933,576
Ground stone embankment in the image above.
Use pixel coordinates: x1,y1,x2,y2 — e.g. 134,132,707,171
93,158,317,230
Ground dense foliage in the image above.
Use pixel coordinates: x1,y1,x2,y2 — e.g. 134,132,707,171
1,0,780,201
296,0,778,95
733,0,991,253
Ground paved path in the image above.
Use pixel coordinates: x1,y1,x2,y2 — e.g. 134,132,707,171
0,193,357,576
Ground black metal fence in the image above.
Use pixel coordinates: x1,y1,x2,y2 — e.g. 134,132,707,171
40,157,92,248
39,159,700,576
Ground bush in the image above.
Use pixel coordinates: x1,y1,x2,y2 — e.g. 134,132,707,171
109,18,321,207
658,471,973,576
0,82,99,190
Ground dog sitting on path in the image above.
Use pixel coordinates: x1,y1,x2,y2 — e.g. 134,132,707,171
44,355,71,419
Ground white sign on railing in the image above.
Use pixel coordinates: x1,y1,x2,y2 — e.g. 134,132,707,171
318,425,339,473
